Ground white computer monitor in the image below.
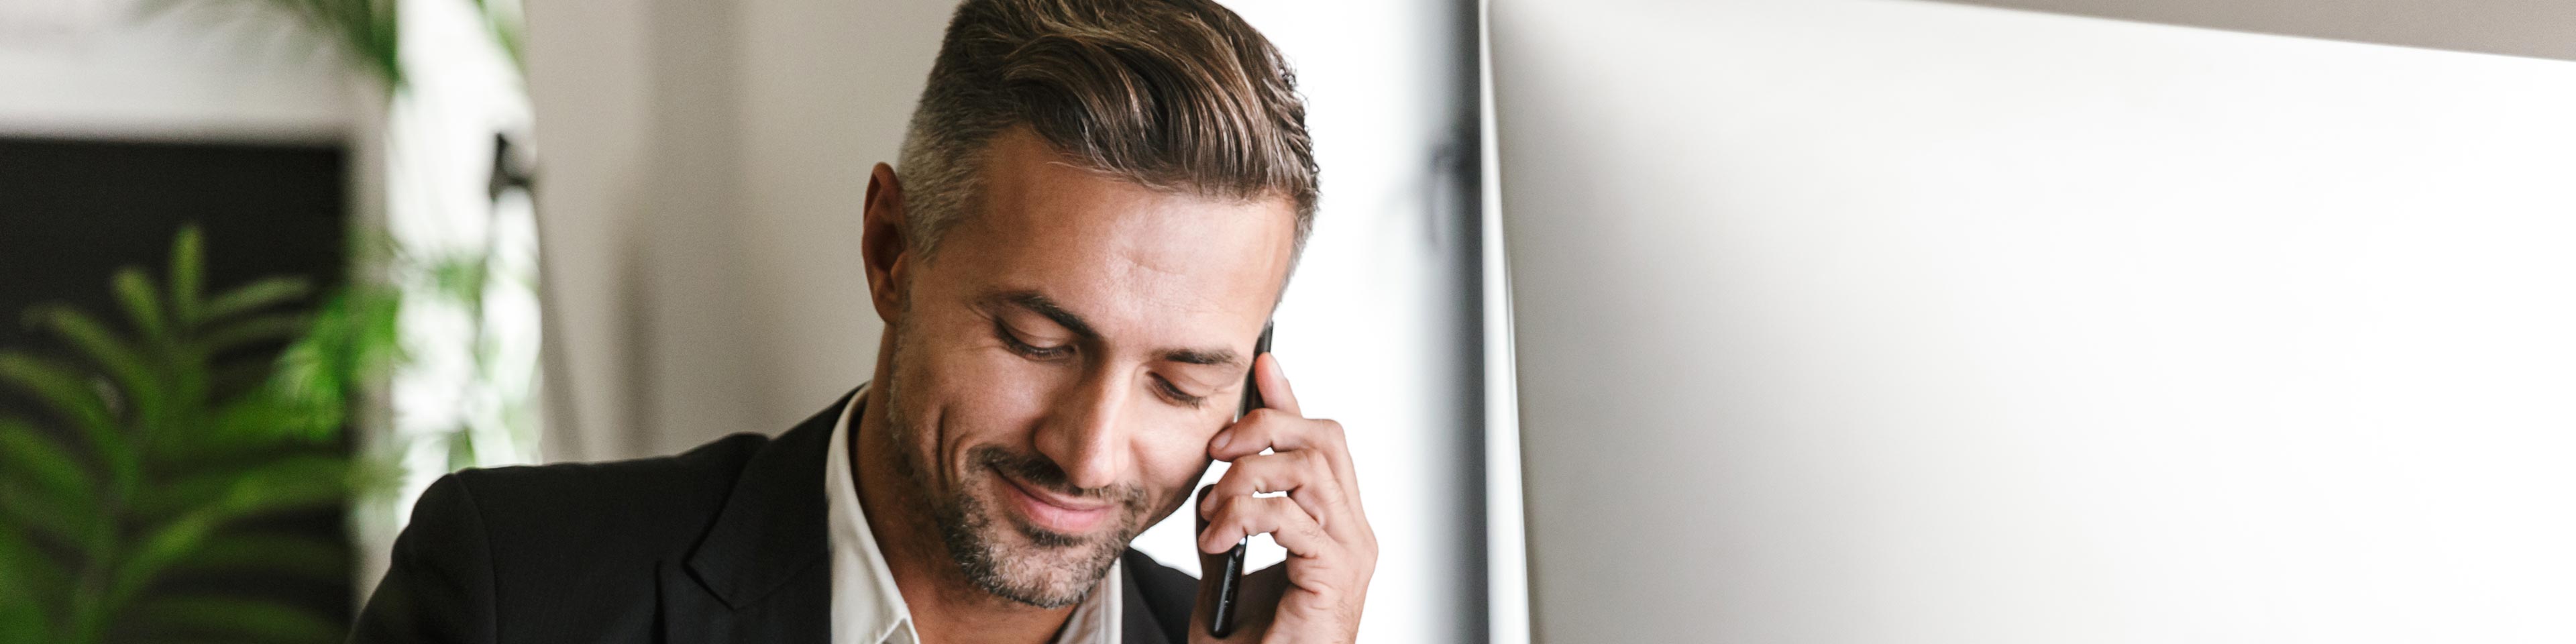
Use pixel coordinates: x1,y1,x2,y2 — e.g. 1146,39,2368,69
1494,1,2576,641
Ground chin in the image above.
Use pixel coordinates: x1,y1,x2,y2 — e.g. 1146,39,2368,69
940,470,1138,608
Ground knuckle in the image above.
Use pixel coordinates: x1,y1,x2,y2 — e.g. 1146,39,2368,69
1217,496,1258,522
1234,454,1277,479
1245,407,1282,426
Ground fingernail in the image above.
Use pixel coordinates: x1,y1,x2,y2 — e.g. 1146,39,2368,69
1210,431,1232,452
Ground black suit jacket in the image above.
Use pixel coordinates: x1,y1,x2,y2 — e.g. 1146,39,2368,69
352,390,1199,643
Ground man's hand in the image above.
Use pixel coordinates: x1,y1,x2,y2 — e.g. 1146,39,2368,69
1191,354,1377,644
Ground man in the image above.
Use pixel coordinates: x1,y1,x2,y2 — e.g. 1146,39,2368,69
349,0,1376,642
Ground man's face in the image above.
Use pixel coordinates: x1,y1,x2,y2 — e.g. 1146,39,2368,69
876,127,1295,607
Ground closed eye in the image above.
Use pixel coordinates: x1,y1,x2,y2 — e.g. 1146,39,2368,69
994,319,1073,361
1154,375,1208,409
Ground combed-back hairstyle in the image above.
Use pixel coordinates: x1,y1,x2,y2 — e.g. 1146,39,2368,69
896,0,1318,262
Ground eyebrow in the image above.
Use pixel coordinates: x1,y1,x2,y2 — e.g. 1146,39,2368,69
1000,292,1099,340
993,291,1243,368
1162,347,1240,367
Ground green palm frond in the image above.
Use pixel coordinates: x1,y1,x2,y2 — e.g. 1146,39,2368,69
0,227,376,644
0,417,95,503
198,278,311,325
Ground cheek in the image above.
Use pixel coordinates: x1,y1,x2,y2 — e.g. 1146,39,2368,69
926,360,1058,453
900,313,1067,464
1128,419,1218,494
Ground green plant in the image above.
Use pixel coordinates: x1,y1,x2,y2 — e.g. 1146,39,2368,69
0,227,398,644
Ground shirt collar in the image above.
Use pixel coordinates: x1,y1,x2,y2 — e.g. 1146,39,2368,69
823,386,1122,644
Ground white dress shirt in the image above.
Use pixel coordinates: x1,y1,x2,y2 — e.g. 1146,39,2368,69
825,390,1124,644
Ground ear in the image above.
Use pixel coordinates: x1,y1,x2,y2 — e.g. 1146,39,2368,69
861,162,912,323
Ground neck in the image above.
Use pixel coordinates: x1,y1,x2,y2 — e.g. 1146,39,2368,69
851,383,1080,644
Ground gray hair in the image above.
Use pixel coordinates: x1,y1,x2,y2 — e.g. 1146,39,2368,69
895,0,1318,264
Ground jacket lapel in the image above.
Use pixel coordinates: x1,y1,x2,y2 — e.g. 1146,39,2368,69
659,390,855,643
1118,561,1175,644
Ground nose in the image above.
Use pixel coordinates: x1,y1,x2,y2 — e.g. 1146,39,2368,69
1031,369,1132,492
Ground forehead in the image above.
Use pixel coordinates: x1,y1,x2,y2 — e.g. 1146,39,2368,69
929,128,1297,334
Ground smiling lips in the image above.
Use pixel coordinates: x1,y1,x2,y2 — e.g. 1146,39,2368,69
994,466,1114,534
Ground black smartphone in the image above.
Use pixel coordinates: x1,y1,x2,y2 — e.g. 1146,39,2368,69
1201,321,1270,638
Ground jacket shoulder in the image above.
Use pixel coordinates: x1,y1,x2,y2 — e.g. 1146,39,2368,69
441,432,774,560
360,432,783,643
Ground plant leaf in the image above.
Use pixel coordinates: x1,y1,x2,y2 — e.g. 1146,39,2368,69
0,418,95,504
0,478,93,551
111,269,169,345
23,307,162,433
101,510,219,612
0,507,72,602
197,277,310,323
169,531,347,581
0,542,54,644
169,227,204,327
210,390,307,447
138,453,347,520
0,355,130,491
425,254,492,303
133,594,340,644
198,313,310,357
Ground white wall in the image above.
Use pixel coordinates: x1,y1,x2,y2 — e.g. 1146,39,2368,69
1493,1,2576,642
526,1,1485,641
1936,0,2576,62
0,0,355,142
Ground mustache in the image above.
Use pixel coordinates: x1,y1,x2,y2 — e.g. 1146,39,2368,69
971,445,1146,506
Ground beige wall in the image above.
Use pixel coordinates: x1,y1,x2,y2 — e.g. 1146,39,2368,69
525,0,942,462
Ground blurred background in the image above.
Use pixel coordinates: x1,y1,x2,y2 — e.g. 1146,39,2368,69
7,0,2575,643
1,0,1489,643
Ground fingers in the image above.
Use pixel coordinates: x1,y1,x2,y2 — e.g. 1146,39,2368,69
1252,352,1300,417
1209,412,1356,507
1199,495,1334,558
1203,352,1366,545
1208,409,1349,463
1198,449,1344,531
1186,351,1377,644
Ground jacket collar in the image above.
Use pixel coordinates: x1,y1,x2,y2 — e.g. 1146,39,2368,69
684,387,855,608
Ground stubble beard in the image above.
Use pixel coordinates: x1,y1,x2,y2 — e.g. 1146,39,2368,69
879,315,1151,608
